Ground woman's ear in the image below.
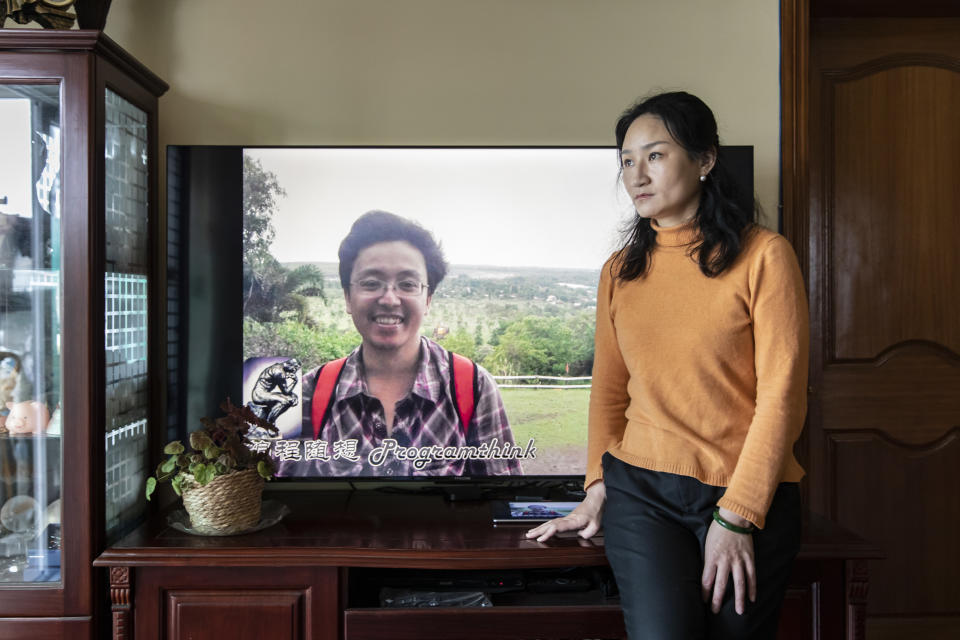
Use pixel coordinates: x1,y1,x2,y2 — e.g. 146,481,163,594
700,147,718,176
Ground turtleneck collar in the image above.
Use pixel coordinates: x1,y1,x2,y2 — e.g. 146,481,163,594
652,218,700,247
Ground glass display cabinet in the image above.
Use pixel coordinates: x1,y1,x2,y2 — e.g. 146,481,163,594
0,31,167,638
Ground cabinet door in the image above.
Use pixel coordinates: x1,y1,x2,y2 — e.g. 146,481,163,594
102,84,152,545
136,566,340,640
1,35,166,636
0,49,95,629
0,74,68,612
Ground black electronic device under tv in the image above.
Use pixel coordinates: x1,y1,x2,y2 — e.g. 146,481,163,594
166,145,754,483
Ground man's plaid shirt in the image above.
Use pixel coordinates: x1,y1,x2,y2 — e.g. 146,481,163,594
279,337,523,477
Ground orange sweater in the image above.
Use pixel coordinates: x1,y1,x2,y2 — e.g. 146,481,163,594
586,221,808,528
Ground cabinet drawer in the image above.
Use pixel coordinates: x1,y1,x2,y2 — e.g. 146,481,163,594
344,605,626,640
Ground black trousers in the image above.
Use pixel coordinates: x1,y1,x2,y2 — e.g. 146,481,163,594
601,454,801,640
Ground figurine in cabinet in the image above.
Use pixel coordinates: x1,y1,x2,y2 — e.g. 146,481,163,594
3,401,49,436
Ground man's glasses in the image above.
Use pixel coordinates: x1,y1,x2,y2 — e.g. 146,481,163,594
350,278,427,297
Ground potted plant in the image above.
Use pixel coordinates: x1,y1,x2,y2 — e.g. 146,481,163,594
146,398,278,535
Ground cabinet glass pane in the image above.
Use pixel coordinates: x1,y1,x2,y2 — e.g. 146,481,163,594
0,83,63,585
104,88,149,542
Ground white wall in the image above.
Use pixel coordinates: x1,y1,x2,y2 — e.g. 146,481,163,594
105,0,781,227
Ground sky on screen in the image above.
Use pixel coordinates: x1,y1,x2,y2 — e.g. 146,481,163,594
246,147,631,271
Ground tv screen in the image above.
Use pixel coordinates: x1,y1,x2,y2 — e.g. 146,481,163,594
166,145,753,481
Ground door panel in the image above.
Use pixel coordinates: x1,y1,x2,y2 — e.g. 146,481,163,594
807,18,960,620
166,590,304,640
829,431,959,613
136,566,339,640
828,62,960,359
821,347,960,444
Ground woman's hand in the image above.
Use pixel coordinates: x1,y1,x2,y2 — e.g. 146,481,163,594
701,507,756,615
524,481,606,542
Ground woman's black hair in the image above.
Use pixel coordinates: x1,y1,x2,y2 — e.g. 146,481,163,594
612,91,756,280
338,210,448,294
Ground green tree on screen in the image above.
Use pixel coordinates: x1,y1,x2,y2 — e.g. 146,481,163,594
243,155,283,265
242,156,325,322
485,317,574,376
440,327,477,360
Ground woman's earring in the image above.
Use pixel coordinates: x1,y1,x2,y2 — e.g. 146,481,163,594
699,175,707,183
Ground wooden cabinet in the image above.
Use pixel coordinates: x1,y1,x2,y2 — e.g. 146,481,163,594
0,31,167,639
95,491,879,640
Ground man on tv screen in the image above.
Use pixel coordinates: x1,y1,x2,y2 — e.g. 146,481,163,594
287,210,525,476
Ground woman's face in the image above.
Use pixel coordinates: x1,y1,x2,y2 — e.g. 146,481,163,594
619,114,714,228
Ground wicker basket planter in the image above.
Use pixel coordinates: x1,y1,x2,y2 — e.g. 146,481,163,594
180,467,265,535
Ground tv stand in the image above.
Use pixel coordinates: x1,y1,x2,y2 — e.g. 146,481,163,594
95,489,879,640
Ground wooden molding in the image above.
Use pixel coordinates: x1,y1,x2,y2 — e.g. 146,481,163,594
780,0,811,268
846,559,869,640
0,30,168,96
109,567,132,640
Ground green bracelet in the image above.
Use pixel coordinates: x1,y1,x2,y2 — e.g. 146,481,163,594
712,508,754,534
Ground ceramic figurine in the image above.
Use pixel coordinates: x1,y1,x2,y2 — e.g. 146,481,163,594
4,401,50,436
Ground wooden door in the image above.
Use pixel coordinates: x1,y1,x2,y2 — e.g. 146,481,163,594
800,16,960,637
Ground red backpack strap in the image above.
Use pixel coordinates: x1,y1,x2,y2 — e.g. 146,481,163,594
311,357,348,439
449,352,477,437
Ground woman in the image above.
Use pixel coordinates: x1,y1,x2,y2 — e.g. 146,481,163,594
526,91,808,639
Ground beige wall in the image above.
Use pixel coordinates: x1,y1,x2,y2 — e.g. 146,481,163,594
106,0,780,227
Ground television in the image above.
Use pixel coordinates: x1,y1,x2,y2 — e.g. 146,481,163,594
166,145,753,482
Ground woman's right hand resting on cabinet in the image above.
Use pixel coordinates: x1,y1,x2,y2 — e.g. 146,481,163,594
525,481,606,542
